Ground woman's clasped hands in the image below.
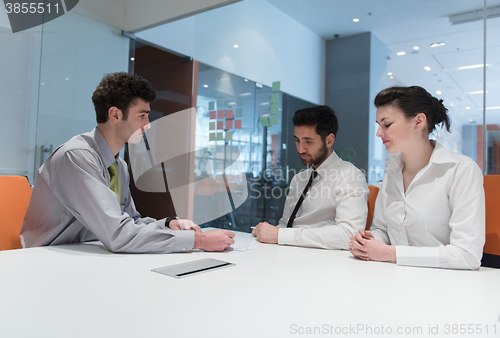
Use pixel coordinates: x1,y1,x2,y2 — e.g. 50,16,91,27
349,230,396,263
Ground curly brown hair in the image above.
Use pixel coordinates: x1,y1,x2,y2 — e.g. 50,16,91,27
92,72,156,123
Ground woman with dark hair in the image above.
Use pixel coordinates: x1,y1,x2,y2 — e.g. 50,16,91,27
349,86,485,270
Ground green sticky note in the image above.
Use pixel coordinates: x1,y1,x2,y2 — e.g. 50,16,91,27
235,108,243,117
271,93,279,104
209,101,215,110
209,122,215,130
271,104,279,115
217,132,223,141
260,116,269,127
270,115,279,125
226,131,233,141
272,81,281,92
236,97,244,106
209,133,216,141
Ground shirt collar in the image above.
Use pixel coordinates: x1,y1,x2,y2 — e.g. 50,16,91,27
93,127,117,168
386,141,457,176
313,150,339,177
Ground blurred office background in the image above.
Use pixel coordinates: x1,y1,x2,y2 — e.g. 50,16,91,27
1,0,499,232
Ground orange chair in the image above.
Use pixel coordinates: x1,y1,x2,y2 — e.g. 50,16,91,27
366,185,380,230
0,176,32,250
482,175,500,267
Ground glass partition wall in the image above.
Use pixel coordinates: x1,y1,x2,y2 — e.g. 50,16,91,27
194,63,305,231
1,9,129,184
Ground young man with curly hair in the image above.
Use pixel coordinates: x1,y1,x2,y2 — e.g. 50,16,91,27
21,72,234,253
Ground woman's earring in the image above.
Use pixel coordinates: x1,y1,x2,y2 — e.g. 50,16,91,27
414,126,418,130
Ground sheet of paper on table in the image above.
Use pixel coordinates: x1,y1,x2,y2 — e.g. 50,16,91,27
231,236,257,252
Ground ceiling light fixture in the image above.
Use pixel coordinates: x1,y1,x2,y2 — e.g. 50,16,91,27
457,64,487,70
413,46,420,50
397,51,406,56
424,66,431,71
449,5,500,25
387,72,392,76
430,42,445,48
390,76,394,79
244,79,249,82
353,18,359,22
203,84,208,88
233,44,239,48
465,106,471,110
436,91,442,95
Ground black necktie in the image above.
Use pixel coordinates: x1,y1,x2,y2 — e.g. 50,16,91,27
287,170,318,228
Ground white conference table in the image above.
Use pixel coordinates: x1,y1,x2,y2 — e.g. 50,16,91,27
1,230,499,338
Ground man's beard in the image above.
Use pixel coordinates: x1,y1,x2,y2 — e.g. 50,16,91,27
300,141,328,167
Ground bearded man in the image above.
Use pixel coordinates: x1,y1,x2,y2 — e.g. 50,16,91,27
252,106,368,250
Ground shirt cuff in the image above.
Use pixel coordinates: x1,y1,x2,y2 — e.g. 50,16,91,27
171,229,195,253
395,245,440,268
278,228,296,246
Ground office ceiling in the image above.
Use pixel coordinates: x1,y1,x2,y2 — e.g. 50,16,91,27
266,0,500,127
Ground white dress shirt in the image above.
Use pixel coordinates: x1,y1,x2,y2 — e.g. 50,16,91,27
370,141,485,270
277,151,368,249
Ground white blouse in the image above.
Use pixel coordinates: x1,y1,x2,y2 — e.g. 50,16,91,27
370,141,485,270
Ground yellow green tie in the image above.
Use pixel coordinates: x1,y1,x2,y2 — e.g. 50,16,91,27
108,161,121,202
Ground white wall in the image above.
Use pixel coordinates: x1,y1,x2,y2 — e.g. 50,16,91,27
137,0,325,105
126,0,240,32
72,0,240,33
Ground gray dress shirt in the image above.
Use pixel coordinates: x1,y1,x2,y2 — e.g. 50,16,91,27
20,128,194,253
